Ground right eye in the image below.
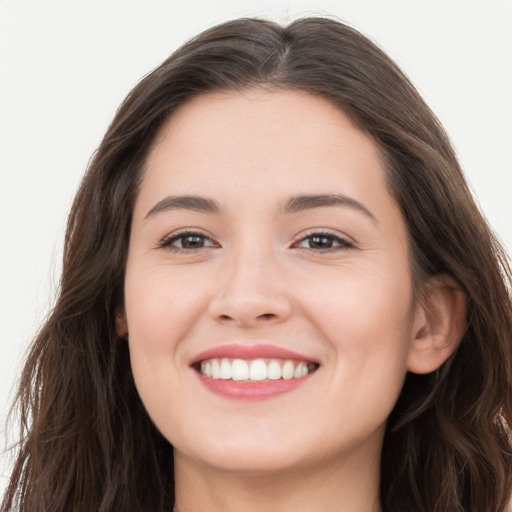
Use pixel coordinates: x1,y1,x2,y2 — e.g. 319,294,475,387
158,231,218,252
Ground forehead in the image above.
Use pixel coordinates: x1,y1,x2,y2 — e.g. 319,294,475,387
134,88,406,238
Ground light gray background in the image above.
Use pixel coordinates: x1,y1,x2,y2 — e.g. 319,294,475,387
1,0,511,494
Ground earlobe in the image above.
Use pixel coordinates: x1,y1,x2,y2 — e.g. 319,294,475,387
115,310,129,339
407,275,466,375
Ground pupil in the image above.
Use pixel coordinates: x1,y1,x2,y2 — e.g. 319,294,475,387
310,236,332,249
183,236,203,248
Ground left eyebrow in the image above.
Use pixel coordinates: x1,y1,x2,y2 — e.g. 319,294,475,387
144,195,221,219
281,193,377,223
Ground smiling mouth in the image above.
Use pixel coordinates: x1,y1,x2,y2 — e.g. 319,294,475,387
194,358,320,382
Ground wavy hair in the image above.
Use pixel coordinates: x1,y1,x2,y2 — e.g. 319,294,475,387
3,17,512,512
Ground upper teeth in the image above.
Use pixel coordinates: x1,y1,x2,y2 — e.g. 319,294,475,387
200,358,315,381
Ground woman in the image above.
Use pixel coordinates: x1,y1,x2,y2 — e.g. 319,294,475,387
2,16,511,512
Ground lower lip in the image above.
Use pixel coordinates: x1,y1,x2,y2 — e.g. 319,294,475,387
196,373,314,400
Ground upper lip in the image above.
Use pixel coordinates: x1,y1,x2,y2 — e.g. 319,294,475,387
190,344,320,365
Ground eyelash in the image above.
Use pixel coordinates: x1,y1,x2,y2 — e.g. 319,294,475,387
158,230,218,252
293,230,354,252
158,229,354,254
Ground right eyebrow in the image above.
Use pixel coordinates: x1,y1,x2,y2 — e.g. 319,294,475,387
281,193,377,223
144,195,221,220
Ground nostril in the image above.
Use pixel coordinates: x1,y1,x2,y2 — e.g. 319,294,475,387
258,313,276,320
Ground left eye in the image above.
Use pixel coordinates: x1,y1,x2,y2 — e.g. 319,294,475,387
159,232,217,250
294,233,352,251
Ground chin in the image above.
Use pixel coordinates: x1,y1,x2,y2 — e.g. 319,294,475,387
187,446,311,475
174,426,318,475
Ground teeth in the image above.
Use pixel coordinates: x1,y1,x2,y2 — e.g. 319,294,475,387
199,358,316,381
220,358,232,380
249,359,267,381
267,360,281,380
294,362,306,378
232,359,249,381
211,359,221,379
282,360,294,380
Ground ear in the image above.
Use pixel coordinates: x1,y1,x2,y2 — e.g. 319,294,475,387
115,309,128,339
407,275,466,374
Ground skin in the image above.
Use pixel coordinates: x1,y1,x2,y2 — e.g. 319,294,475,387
121,89,464,512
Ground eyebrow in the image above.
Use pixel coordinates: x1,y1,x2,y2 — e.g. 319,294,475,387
145,195,221,219
281,193,376,222
144,193,376,222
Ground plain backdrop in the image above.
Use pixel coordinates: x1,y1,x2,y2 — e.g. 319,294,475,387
1,0,511,494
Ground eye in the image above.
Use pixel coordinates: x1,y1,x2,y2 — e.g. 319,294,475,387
158,231,218,251
293,231,353,252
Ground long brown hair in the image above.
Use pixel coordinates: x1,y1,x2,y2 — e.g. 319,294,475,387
3,17,511,512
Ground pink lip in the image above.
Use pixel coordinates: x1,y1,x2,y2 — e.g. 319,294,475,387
190,343,318,365
196,374,313,400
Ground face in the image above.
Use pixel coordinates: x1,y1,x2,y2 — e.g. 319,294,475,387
123,89,421,476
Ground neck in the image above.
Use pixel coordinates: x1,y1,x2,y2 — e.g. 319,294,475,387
173,445,382,512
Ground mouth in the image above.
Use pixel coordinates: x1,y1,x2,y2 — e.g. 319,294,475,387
190,344,320,399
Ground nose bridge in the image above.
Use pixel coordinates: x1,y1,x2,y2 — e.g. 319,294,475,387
208,235,292,326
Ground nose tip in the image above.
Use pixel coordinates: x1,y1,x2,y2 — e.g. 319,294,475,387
208,271,293,328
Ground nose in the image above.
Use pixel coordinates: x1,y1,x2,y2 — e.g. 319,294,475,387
208,247,293,328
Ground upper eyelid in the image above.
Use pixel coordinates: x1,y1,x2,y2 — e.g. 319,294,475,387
292,228,354,244
158,229,219,249
160,228,215,241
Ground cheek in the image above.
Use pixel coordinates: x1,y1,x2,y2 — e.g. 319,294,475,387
299,263,415,388
124,264,209,349
123,267,211,442
123,265,210,409
302,260,413,332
